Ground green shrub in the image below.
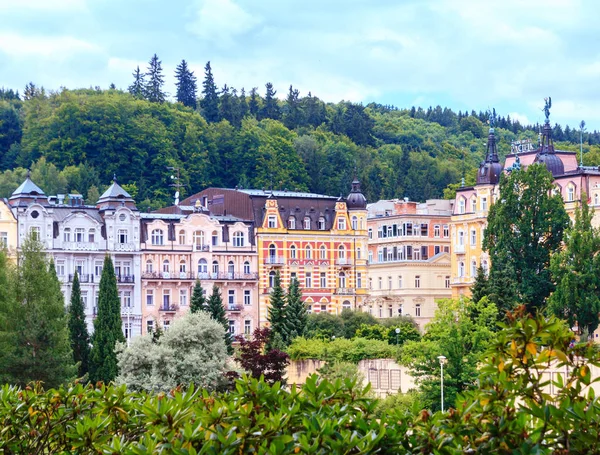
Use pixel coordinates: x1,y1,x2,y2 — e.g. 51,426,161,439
287,337,398,363
317,361,364,385
374,390,423,419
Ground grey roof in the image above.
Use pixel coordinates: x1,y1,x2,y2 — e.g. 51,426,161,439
141,213,186,220
51,207,104,223
11,177,45,197
238,189,337,199
98,180,133,201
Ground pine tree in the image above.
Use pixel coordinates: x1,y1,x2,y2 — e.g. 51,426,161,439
230,88,242,127
0,238,75,387
302,92,326,127
128,66,146,99
283,278,307,343
68,271,90,378
260,82,281,120
145,54,166,103
267,271,286,348
239,87,249,119
89,255,124,383
200,61,220,123
174,59,197,109
190,279,207,313
219,84,234,124
470,266,489,305
248,87,260,118
207,284,232,354
283,85,303,129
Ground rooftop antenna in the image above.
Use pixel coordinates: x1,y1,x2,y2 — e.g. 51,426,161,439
167,166,183,206
580,120,586,168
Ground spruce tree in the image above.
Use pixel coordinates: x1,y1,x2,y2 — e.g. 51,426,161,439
190,279,207,313
260,82,281,120
145,54,166,103
207,284,233,354
219,84,234,124
174,59,197,109
248,87,260,118
470,266,489,305
230,87,242,127
68,271,90,378
89,255,124,383
283,85,303,129
284,278,306,343
239,87,249,119
267,271,287,349
128,66,145,99
201,61,220,122
0,238,75,387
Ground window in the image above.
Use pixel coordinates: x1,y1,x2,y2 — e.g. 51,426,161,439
318,217,326,230
595,193,599,206
351,216,358,230
443,225,449,238
269,244,277,260
118,229,128,244
163,290,170,308
178,230,186,245
146,290,154,306
458,197,466,214
268,215,277,228
304,217,311,230
379,306,383,318
471,260,477,277
415,275,421,288
320,272,327,288
243,261,250,274
470,229,477,246
228,290,235,306
75,260,85,276
482,260,489,275
320,246,326,259
338,245,345,259
567,184,575,202
228,261,235,277
55,260,65,276
369,277,373,289
305,272,312,288
434,225,440,237
61,227,70,243
458,230,465,246
378,277,382,289
193,231,205,249
357,247,361,259
305,246,312,259
388,276,392,289
434,245,440,255
470,197,477,213
338,272,346,288
211,231,219,246
481,197,488,211
368,228,373,239
147,320,154,334
151,229,164,245
458,261,465,277
88,229,95,243
290,244,297,259
179,260,187,274
415,304,421,317
398,276,403,288
73,228,85,242
368,251,373,263
212,261,219,274
321,304,327,313
244,290,251,306
337,217,346,230
445,276,450,288
122,291,132,308
0,231,6,248
288,217,296,229
198,259,208,274
95,261,103,276
233,231,244,247
163,320,170,330
244,320,251,335
269,271,276,288
357,272,362,288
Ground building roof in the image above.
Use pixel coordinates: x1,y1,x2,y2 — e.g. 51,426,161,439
98,179,133,201
11,176,46,198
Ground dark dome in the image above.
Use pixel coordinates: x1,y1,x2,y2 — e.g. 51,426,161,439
347,178,367,210
534,152,564,177
477,161,503,185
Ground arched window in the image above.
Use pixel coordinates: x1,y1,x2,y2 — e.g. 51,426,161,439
243,261,250,274
595,193,599,206
178,230,186,245
482,259,489,275
342,300,351,310
228,261,235,277
305,245,312,259
458,197,466,214
151,229,164,246
212,260,219,275
193,231,205,250
269,244,277,260
290,244,297,259
567,183,575,202
470,197,477,213
304,217,311,230
63,228,71,242
179,260,187,275
471,259,477,277
145,260,153,273
320,245,326,259
288,217,296,229
88,228,95,243
357,247,361,259
338,245,345,259
351,216,358,230
211,230,219,246
269,271,276,288
162,259,170,274
318,217,326,230
233,231,244,247
338,271,346,288
458,261,465,277
198,259,208,275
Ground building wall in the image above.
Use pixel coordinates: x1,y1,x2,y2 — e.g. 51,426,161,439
257,198,368,325
0,199,17,258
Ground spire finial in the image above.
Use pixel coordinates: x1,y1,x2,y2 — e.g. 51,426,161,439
487,108,496,130
26,169,31,179
113,174,117,183
543,97,552,123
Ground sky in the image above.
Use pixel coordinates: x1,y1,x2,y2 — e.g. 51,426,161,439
0,0,599,130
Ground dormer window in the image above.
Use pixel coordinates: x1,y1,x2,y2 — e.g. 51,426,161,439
268,215,277,228
470,197,477,213
233,231,244,247
88,229,95,243
63,228,71,242
337,218,346,230
304,217,311,230
288,217,296,229
567,183,575,202
75,228,85,242
318,217,326,230
118,229,128,244
458,197,466,214
151,229,164,246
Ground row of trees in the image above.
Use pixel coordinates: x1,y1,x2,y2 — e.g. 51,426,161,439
265,272,308,349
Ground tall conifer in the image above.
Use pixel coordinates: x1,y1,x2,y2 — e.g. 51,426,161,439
207,284,232,354
284,278,306,343
89,255,124,383
190,279,207,313
201,61,220,122
174,59,197,109
260,82,281,120
248,87,260,117
145,54,166,103
128,66,146,99
239,87,249,119
267,271,286,349
68,271,90,378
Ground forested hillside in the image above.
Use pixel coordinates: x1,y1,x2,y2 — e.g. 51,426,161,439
1,58,599,210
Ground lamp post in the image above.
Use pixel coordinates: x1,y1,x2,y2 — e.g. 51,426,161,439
395,327,400,345
437,355,447,412
331,335,335,342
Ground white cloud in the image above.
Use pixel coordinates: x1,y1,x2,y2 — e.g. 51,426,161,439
186,0,262,47
0,33,101,60
507,112,530,125
0,0,86,11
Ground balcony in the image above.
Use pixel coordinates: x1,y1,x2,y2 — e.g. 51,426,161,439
336,258,352,267
193,244,211,252
114,242,137,252
142,272,196,280
454,244,465,254
226,304,244,312
265,256,285,265
117,274,135,283
69,274,93,283
158,304,179,313
63,242,99,251
336,288,356,295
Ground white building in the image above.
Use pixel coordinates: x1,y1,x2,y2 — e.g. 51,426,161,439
9,175,142,340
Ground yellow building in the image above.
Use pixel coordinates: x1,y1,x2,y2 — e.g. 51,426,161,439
0,198,17,257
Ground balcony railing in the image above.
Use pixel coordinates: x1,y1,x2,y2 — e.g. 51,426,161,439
193,244,211,252
226,304,244,312
114,242,137,252
63,242,99,251
158,304,179,312
336,288,356,295
69,274,93,283
117,274,135,283
265,255,285,265
336,258,351,266
454,244,465,254
142,272,196,280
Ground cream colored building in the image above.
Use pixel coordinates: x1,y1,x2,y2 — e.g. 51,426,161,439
367,198,453,328
0,198,17,257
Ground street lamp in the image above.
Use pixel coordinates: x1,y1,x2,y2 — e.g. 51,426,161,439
395,327,400,345
437,355,447,412
331,335,336,341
